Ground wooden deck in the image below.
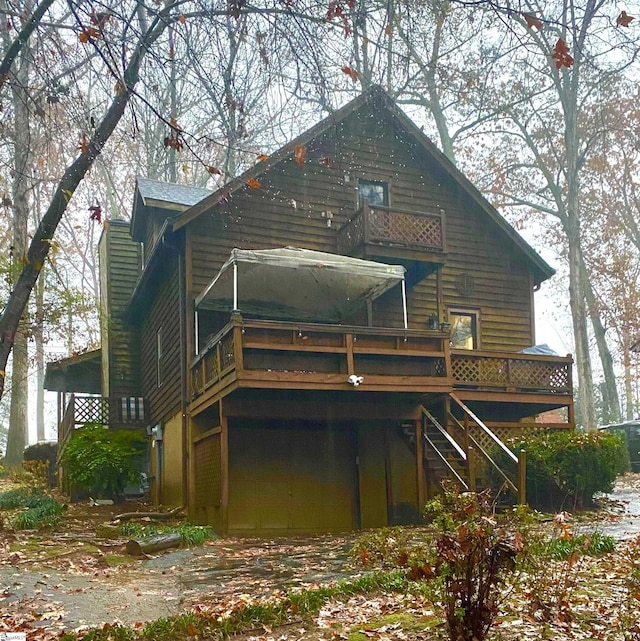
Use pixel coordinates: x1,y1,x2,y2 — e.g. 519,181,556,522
190,315,574,417
191,316,453,410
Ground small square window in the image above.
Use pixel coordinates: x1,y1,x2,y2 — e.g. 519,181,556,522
358,179,389,208
449,310,479,350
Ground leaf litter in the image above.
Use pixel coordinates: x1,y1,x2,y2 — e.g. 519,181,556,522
3,475,640,639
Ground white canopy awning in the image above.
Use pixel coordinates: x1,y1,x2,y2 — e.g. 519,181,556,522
195,247,406,324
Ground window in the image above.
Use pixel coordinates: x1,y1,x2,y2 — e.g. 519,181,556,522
156,328,163,387
358,179,389,208
449,309,479,350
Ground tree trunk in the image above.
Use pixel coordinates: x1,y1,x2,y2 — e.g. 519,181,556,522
0,12,170,402
5,329,28,464
5,8,31,465
582,257,621,424
35,269,45,442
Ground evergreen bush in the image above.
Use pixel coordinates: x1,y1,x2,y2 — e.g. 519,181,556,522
62,425,146,500
499,429,629,510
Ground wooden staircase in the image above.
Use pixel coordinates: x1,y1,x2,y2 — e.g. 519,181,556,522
421,393,527,504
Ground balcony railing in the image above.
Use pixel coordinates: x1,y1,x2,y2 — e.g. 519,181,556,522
451,350,573,394
191,315,451,400
336,204,446,257
58,394,146,454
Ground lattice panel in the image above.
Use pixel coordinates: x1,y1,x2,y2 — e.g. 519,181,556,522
451,356,480,383
452,355,570,392
369,209,443,249
74,397,109,425
549,365,570,391
220,332,235,371
434,357,447,376
194,434,221,508
479,358,509,385
192,361,203,395
470,425,516,454
510,360,570,391
337,213,365,254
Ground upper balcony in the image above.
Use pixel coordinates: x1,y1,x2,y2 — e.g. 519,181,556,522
336,204,447,269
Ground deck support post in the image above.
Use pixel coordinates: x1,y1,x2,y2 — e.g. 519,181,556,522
518,449,527,504
232,261,238,311
468,445,476,492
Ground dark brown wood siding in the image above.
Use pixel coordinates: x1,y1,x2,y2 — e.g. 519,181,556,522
100,220,142,398
141,254,182,425
187,105,534,352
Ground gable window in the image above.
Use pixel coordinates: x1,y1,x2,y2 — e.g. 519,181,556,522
449,309,479,350
358,179,389,208
156,328,163,387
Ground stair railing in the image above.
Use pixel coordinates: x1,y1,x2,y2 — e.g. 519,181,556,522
422,407,470,490
449,393,526,504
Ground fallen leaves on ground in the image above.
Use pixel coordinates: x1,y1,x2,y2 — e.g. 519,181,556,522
3,476,640,639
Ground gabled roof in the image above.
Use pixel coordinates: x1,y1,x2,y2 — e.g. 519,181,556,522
172,85,554,286
131,177,213,242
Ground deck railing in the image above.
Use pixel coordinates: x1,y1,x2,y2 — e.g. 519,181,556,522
451,350,572,393
191,316,450,398
337,204,446,256
58,394,147,455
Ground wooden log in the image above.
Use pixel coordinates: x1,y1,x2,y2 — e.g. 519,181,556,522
114,506,184,522
125,533,182,555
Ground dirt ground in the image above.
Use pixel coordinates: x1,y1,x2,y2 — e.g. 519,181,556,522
2,475,640,640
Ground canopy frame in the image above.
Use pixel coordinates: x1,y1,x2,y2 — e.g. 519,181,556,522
195,247,408,330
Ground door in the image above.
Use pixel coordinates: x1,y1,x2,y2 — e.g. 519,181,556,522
228,421,357,533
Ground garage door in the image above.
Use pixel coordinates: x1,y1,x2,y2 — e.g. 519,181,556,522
228,423,357,533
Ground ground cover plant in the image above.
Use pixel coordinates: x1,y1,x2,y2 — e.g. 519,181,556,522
0,486,65,529
118,521,217,546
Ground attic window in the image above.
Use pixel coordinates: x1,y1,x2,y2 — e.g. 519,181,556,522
358,179,389,208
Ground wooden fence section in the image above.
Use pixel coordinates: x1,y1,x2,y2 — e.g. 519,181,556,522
451,350,573,393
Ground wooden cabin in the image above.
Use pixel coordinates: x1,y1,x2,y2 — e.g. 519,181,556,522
46,86,574,534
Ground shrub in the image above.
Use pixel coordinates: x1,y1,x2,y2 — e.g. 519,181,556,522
414,484,525,641
24,442,58,486
496,430,629,511
62,425,146,500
